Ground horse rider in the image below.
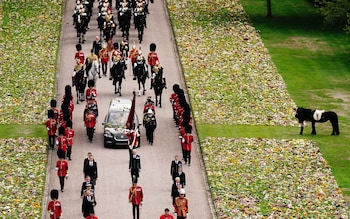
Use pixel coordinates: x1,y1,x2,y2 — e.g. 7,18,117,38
120,37,129,59
85,49,100,78
128,45,139,79
150,61,166,89
134,50,148,79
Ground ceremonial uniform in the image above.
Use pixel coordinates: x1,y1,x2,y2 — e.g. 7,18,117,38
56,157,69,192
47,190,62,219
160,208,175,219
99,47,109,76
128,45,138,77
174,189,188,219
84,109,97,142
143,109,156,145
128,183,143,219
56,133,69,159
65,124,74,160
182,132,193,166
46,110,57,150
75,50,85,65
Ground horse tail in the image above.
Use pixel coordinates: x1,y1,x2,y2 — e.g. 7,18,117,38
331,111,340,135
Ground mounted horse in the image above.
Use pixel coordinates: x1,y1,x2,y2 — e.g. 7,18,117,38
151,66,166,107
294,107,339,135
134,10,146,43
134,54,148,96
73,13,88,44
118,7,131,40
110,57,126,95
72,65,87,104
87,59,100,87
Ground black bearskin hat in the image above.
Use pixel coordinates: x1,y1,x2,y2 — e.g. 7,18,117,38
50,189,59,200
48,109,54,119
113,42,119,49
76,43,82,51
50,99,57,108
150,43,156,52
88,79,95,88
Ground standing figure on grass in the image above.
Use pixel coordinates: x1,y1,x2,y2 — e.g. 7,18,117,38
47,189,62,219
55,155,69,192
128,178,143,219
46,109,58,150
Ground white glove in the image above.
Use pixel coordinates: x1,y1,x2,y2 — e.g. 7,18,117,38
65,174,69,179
55,167,58,171
50,212,54,215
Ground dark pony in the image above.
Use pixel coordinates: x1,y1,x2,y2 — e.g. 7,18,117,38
72,68,86,104
110,59,126,96
294,107,339,135
134,60,148,96
151,68,166,107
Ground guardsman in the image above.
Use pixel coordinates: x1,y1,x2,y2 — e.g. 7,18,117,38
46,109,58,150
120,37,129,59
55,155,69,192
65,120,75,161
86,79,97,101
148,43,159,74
75,44,85,64
182,124,193,166
84,108,97,142
99,43,109,76
56,126,69,159
143,96,155,114
47,189,62,219
143,108,157,145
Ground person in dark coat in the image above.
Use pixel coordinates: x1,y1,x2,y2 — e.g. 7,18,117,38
170,155,182,181
82,190,96,218
129,149,141,181
83,153,98,185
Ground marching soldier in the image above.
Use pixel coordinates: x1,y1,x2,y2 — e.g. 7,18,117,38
65,120,75,161
128,178,143,219
56,126,69,159
47,189,62,219
46,109,58,150
84,108,97,142
99,43,109,76
143,108,157,145
148,43,159,74
86,79,98,101
128,44,138,78
75,43,85,65
55,155,69,192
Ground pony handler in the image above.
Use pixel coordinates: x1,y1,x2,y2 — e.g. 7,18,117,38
294,107,339,135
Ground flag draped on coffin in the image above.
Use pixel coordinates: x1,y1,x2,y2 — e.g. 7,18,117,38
126,92,136,129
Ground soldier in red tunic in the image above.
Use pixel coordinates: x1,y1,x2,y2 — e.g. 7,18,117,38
147,43,159,74
182,125,194,166
86,80,97,101
46,109,58,150
128,178,143,219
55,155,69,192
47,189,62,219
75,43,85,64
99,44,109,76
128,45,139,78
65,120,75,161
84,108,97,142
56,127,69,159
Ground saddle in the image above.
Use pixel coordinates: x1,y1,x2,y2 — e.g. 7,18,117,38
313,110,325,121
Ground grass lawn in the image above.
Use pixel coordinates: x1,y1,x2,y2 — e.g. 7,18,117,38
240,0,350,199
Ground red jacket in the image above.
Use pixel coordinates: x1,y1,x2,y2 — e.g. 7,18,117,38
182,134,193,151
65,128,75,147
75,51,85,64
47,200,62,219
46,119,57,136
56,159,68,177
56,135,69,151
86,88,97,100
85,113,97,128
147,52,159,66
128,49,138,63
129,185,143,205
174,197,188,217
85,216,99,219
99,48,109,64
160,214,174,219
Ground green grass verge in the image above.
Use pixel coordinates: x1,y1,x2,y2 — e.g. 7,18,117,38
239,0,350,198
0,125,46,138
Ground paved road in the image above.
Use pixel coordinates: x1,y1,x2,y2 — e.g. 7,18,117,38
43,0,215,218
